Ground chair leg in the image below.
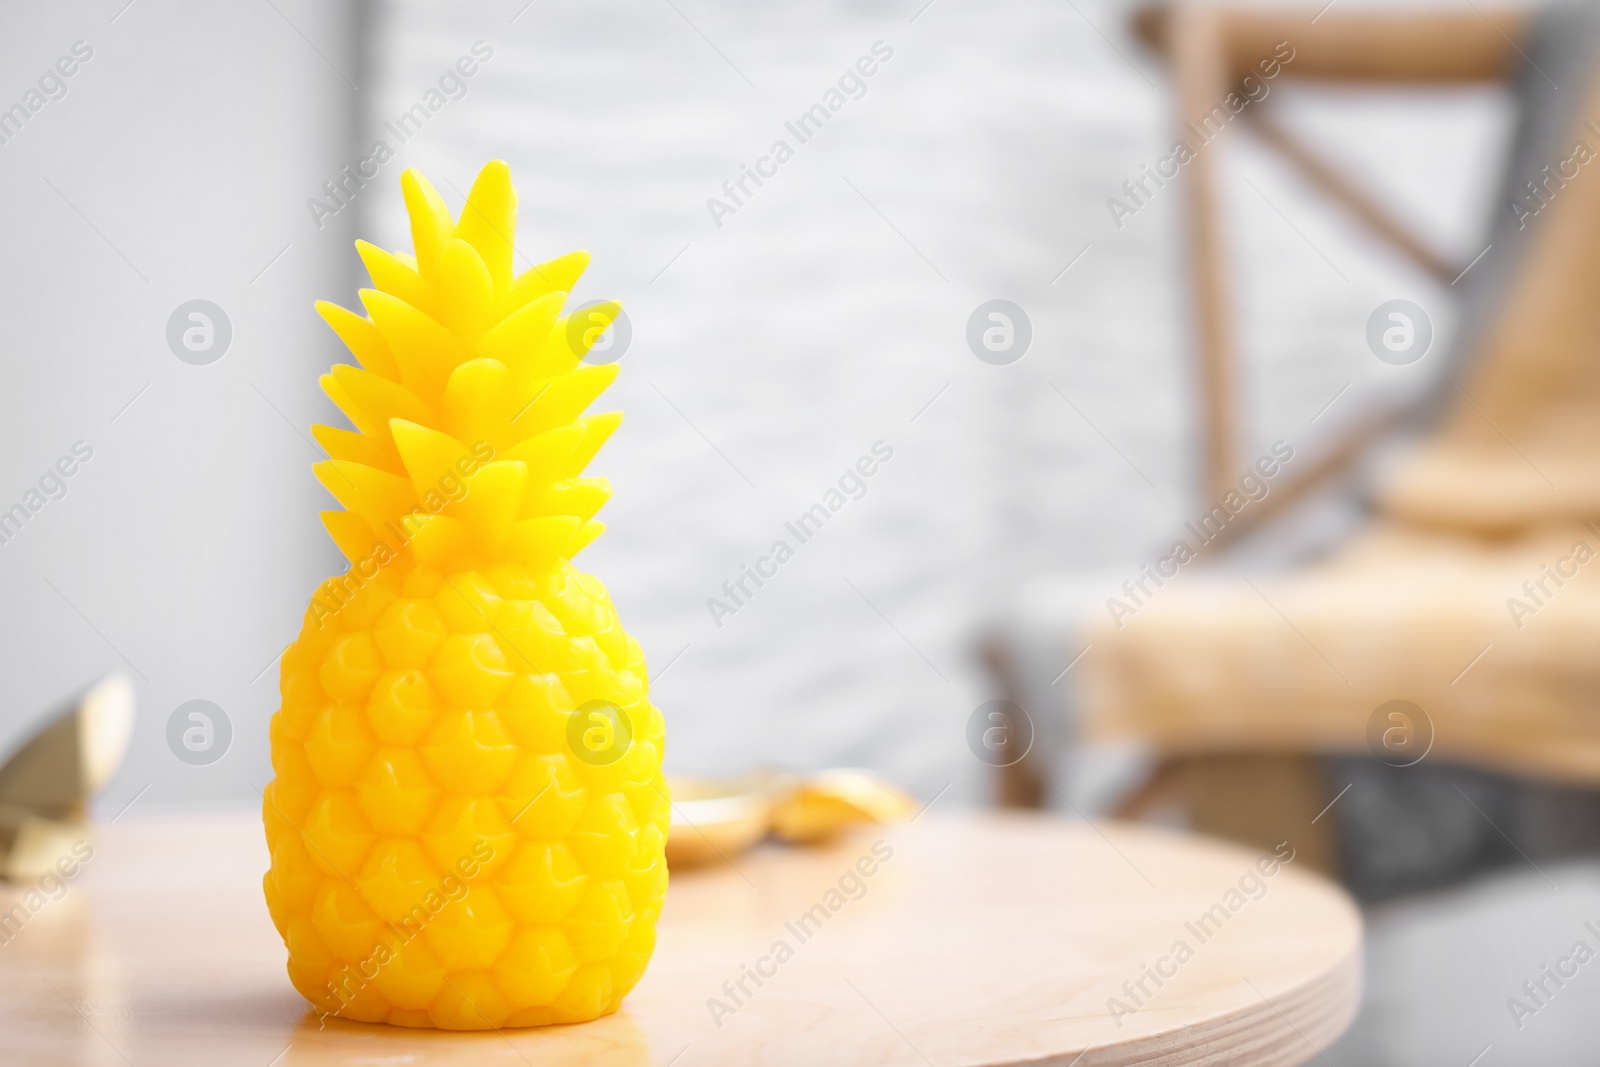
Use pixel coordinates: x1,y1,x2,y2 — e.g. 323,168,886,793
978,634,1048,809
1115,753,1342,876
1111,757,1188,821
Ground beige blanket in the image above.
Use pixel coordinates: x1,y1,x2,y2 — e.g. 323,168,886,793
1082,66,1600,782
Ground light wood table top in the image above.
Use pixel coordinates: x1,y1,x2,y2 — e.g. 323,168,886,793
0,810,1360,1066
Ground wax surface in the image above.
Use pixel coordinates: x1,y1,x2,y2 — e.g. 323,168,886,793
262,161,667,1030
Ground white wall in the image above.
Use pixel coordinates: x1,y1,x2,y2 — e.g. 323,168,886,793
0,0,361,808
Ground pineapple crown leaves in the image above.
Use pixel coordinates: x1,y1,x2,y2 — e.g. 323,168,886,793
312,161,622,573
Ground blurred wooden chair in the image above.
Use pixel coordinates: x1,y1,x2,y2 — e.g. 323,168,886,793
993,1,1600,894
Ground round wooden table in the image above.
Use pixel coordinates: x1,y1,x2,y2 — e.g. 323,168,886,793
0,810,1360,1066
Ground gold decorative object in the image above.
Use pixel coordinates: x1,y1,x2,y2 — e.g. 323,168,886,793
665,769,916,867
0,674,135,880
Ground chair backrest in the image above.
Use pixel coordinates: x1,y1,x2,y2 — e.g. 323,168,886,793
1379,2,1600,532
1141,2,1600,544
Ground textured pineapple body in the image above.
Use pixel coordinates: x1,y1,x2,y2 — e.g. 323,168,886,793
264,557,667,1029
263,160,665,1029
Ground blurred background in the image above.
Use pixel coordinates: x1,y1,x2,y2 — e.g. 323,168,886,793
5,0,1600,1062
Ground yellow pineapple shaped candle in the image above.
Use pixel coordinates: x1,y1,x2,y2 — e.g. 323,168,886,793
262,160,667,1030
